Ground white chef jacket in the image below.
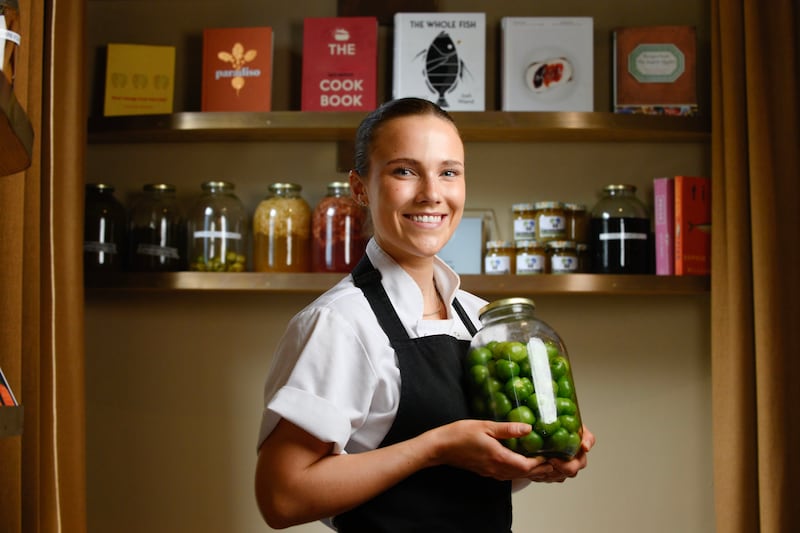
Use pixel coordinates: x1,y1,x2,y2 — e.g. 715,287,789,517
257,238,488,454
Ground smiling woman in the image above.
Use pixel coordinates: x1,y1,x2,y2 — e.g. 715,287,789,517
254,97,594,532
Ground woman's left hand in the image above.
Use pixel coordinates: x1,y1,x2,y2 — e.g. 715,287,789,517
528,425,595,483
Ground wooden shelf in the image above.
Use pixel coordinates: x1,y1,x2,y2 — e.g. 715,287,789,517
0,406,23,438
87,111,710,144
0,76,34,177
84,272,710,296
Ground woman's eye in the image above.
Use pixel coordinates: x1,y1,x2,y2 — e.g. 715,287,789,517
392,167,414,177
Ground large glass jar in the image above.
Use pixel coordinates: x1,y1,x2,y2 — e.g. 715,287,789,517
465,297,583,459
127,183,186,272
590,184,651,274
311,181,369,273
186,181,247,272
83,183,126,274
253,182,311,272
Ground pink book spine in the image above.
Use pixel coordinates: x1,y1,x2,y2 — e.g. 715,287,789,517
653,177,675,275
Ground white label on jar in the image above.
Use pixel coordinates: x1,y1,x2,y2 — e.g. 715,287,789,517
136,243,180,259
83,241,118,254
484,255,511,274
538,215,565,237
527,338,557,423
598,232,648,240
193,230,242,240
513,218,536,240
551,254,578,273
516,253,545,274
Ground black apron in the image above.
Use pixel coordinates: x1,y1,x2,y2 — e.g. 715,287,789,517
333,256,512,533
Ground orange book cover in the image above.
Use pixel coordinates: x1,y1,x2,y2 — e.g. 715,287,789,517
202,27,273,112
613,25,697,116
674,175,710,275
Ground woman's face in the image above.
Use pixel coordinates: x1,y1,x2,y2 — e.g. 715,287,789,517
351,114,465,266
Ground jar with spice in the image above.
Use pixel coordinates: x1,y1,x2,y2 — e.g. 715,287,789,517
311,181,369,273
484,240,515,275
253,182,311,272
534,201,567,244
84,183,126,274
127,183,186,272
547,240,579,274
515,240,546,275
186,181,248,272
590,184,651,274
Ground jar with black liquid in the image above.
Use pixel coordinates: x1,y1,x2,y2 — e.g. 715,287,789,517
128,183,186,271
84,183,126,273
590,184,651,274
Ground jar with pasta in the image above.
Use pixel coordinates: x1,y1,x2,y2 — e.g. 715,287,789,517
253,182,311,272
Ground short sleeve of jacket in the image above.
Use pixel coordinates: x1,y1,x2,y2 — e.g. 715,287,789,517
257,304,381,454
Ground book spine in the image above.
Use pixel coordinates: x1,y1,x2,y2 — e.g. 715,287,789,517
674,176,711,275
674,176,685,275
653,177,674,275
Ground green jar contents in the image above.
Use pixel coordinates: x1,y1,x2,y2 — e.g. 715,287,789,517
186,181,248,272
465,297,583,459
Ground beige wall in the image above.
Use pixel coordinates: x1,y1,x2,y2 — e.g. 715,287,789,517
84,1,713,532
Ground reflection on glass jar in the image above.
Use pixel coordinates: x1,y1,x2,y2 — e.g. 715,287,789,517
84,183,126,274
253,182,311,272
187,181,248,272
311,181,369,273
128,183,185,272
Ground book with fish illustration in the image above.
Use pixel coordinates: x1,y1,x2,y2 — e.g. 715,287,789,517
500,17,593,112
301,17,378,111
613,25,698,116
392,12,486,111
103,43,175,116
202,27,273,112
674,175,710,275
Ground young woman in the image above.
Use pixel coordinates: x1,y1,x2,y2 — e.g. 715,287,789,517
254,97,595,532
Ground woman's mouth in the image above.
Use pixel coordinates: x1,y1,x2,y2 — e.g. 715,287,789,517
407,214,445,224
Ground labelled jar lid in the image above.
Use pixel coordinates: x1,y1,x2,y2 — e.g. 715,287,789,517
534,201,564,210
143,183,176,193
512,202,535,212
478,297,536,319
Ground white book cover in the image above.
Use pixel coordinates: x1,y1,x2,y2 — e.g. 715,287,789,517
393,12,485,111
501,17,594,111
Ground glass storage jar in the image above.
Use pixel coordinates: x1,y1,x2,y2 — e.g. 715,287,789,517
484,240,515,275
253,182,311,272
514,240,545,275
187,180,247,272
128,183,185,271
311,181,369,273
83,183,126,273
564,202,589,244
511,203,536,241
464,297,583,459
590,184,651,274
546,240,579,274
534,201,567,244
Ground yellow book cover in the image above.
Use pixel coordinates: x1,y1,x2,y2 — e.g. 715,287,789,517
103,43,175,116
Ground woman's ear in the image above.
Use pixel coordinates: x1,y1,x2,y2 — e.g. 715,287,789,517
349,170,367,206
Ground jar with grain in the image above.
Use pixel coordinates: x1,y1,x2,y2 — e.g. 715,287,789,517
253,182,311,272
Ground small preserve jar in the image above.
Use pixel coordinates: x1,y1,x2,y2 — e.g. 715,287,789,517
511,203,536,241
534,201,567,244
590,184,651,274
464,297,583,459
253,182,311,272
515,240,545,275
484,240,515,275
187,181,247,272
311,181,369,273
128,183,185,271
83,183,126,273
546,240,579,274
564,202,589,244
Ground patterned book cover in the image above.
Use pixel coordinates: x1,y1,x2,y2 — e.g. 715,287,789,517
674,175,711,275
301,17,378,111
613,25,698,116
653,177,675,275
500,17,594,111
202,27,273,112
393,12,485,111
103,43,175,116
